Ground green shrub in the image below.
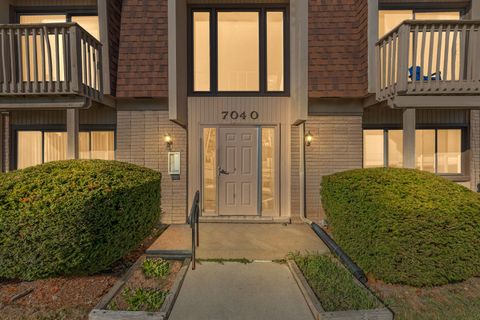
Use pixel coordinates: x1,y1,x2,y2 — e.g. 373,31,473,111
142,258,170,279
321,168,480,287
291,253,379,311
0,160,161,280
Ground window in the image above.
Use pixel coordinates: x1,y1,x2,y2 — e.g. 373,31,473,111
203,128,217,213
379,10,461,37
16,129,115,170
18,13,100,84
261,127,276,212
363,129,463,175
190,6,288,95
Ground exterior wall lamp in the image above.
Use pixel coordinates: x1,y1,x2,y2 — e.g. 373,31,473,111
164,133,173,150
305,131,313,147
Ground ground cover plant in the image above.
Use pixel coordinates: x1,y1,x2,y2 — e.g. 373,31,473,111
291,253,379,311
321,168,480,287
120,288,167,312
107,258,183,313
0,160,162,280
142,258,170,279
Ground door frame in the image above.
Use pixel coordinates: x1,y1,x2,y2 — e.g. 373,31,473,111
200,123,281,217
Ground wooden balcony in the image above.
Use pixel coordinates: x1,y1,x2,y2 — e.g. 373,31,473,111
376,20,480,108
0,23,102,106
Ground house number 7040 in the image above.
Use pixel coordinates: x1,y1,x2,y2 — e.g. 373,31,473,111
222,111,259,120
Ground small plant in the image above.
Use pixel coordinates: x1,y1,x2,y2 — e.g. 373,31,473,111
142,258,170,279
121,288,167,312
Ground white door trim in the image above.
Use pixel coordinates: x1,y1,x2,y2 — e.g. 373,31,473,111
200,124,281,217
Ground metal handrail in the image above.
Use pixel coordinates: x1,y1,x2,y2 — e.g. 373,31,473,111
188,191,200,270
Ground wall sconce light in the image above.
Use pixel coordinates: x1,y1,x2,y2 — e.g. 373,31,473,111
164,133,173,150
305,131,313,147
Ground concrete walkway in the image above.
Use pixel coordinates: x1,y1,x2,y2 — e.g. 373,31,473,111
169,261,314,320
147,223,328,260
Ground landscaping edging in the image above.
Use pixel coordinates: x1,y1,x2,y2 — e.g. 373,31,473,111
89,256,190,320
287,260,393,320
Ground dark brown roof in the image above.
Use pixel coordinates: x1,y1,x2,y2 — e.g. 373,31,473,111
116,0,168,98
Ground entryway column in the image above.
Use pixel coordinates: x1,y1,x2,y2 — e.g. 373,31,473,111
402,108,416,168
1,112,10,172
66,108,79,160
0,113,3,172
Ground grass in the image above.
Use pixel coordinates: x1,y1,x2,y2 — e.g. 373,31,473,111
290,253,380,312
371,277,480,320
142,258,170,279
121,288,167,312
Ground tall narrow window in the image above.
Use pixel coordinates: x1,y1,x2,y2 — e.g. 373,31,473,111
17,131,42,169
416,130,436,173
437,129,462,174
262,128,276,212
218,12,259,91
363,130,385,168
203,128,217,213
267,12,284,92
193,12,210,92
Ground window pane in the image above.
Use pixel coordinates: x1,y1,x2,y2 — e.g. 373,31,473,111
388,130,403,168
17,131,42,169
267,12,284,92
193,12,210,92
72,16,100,40
378,10,413,38
91,131,115,160
20,15,67,82
203,128,217,213
437,129,461,174
364,130,385,168
79,132,91,159
416,130,436,173
262,128,275,212
44,132,67,163
218,12,259,91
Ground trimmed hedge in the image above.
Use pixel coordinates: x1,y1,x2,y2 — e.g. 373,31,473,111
321,168,480,287
0,160,161,280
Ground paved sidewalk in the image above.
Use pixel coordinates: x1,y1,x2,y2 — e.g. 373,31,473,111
169,262,314,320
196,223,328,260
147,223,328,260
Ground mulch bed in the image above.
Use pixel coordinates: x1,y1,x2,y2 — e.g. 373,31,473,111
0,224,168,320
108,259,183,312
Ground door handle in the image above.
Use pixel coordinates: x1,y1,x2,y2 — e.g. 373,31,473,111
219,168,230,175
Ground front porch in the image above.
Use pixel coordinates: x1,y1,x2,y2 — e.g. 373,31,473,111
147,223,329,260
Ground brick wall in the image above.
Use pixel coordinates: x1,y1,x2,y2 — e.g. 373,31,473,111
304,115,363,221
116,0,168,98
116,110,187,224
309,0,369,98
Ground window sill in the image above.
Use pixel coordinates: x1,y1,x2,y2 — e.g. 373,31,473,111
439,175,470,183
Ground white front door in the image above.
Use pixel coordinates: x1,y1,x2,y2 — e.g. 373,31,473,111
218,127,259,215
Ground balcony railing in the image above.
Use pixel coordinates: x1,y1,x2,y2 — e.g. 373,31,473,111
0,23,102,101
376,20,480,102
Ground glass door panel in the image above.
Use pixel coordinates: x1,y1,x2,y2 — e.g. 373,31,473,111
261,128,276,213
203,128,217,213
